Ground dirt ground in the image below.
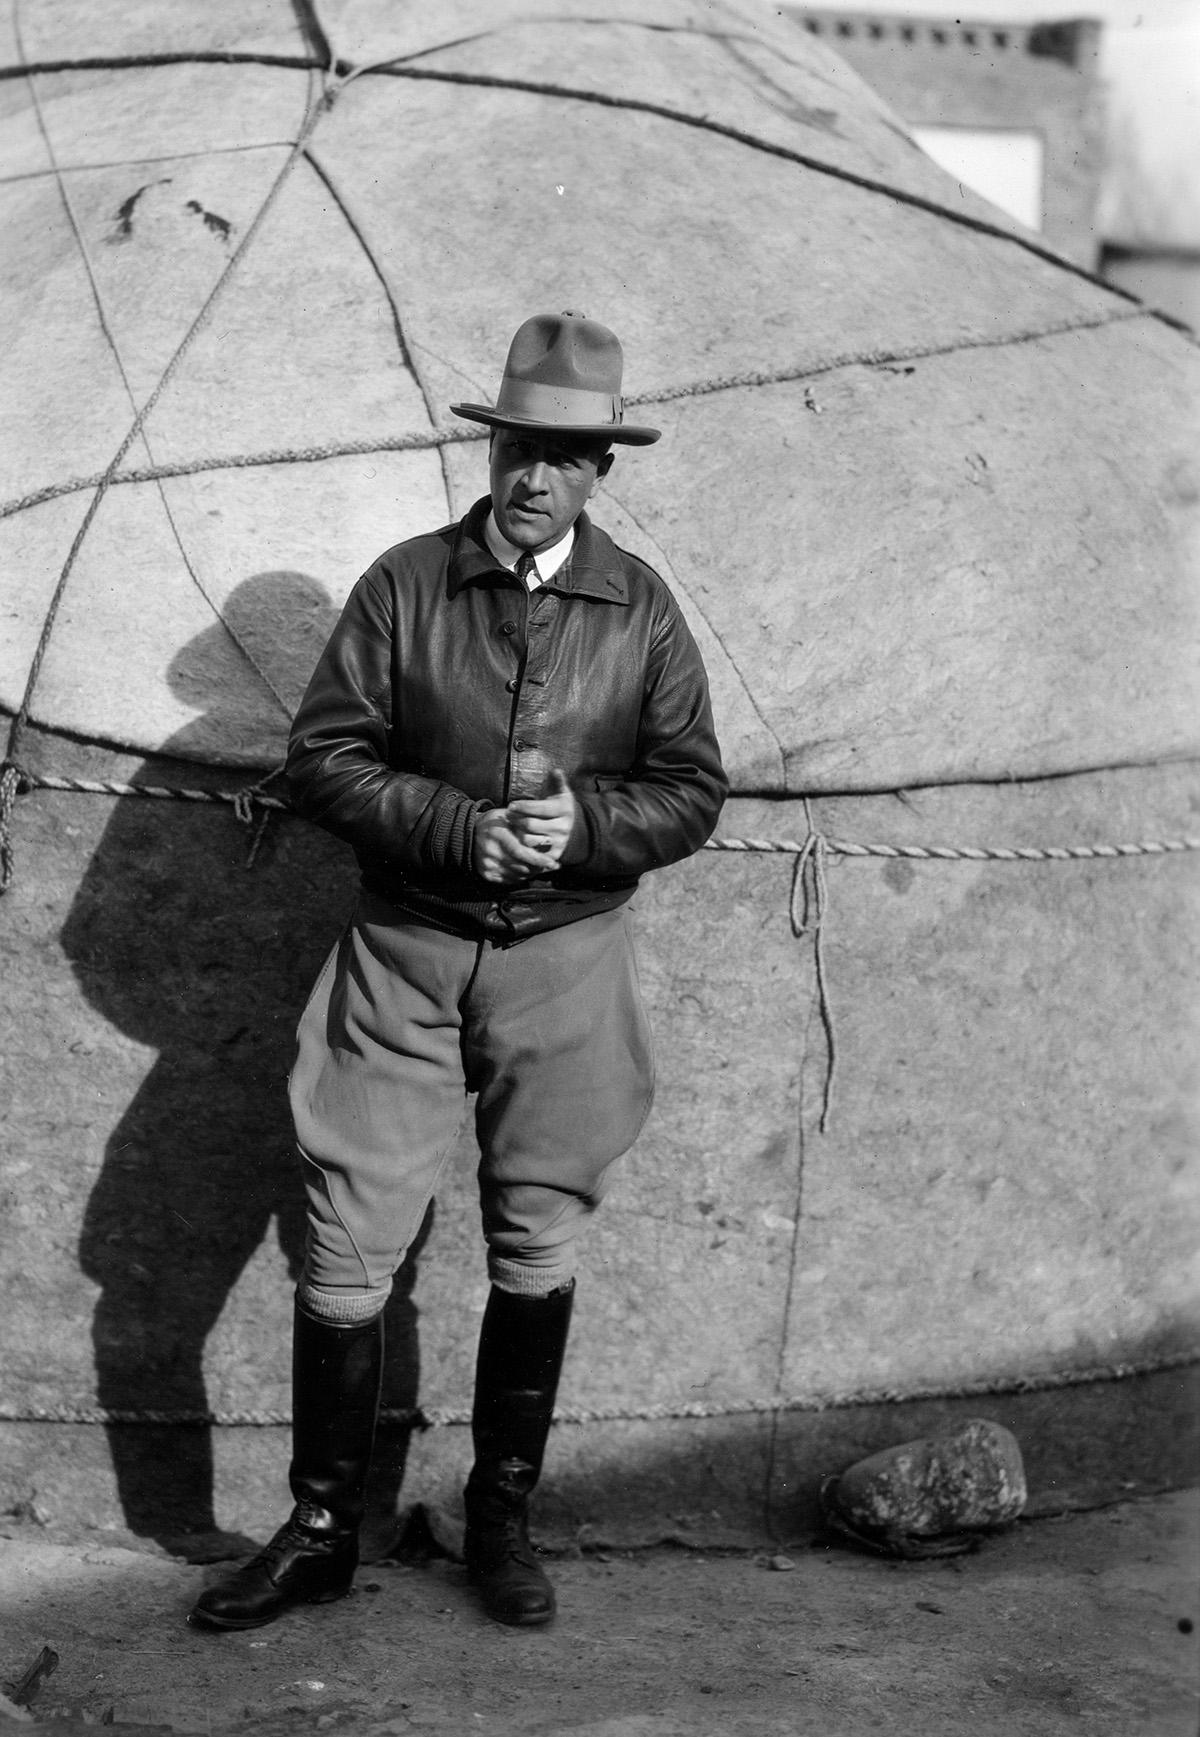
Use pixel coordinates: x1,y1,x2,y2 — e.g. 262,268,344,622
2,1489,1197,1737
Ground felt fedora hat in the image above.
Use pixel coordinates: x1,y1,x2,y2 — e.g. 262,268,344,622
451,312,661,446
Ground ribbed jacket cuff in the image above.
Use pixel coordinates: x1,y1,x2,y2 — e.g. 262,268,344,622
558,806,591,868
426,790,487,874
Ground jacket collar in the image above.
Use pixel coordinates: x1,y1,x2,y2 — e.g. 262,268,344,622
448,498,630,605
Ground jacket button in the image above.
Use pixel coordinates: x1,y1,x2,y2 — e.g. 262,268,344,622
505,678,518,693
500,620,517,636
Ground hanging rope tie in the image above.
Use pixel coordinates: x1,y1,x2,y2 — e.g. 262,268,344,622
790,799,837,1134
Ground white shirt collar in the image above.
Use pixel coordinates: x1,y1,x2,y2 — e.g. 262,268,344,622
484,510,575,588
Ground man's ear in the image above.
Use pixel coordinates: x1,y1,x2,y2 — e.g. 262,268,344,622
587,457,612,503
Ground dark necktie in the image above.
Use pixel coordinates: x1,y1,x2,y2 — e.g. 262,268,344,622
515,553,538,587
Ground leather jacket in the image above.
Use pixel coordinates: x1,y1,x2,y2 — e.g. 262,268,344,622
284,499,728,941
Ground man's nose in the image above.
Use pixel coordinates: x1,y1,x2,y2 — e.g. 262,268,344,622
520,460,549,494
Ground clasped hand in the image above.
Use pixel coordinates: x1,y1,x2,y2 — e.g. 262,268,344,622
472,768,577,886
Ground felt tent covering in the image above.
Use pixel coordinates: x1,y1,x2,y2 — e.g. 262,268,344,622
6,0,1198,786
1,0,1197,1542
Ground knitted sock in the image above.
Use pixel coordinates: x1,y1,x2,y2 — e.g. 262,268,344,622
298,1281,391,1324
487,1255,574,1298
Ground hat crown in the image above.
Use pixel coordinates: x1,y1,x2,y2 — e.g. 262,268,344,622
448,311,660,444
503,313,624,398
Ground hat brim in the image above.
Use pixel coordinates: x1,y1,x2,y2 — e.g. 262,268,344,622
450,403,660,446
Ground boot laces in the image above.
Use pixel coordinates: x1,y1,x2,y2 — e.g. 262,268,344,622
255,1508,341,1569
494,1511,539,1568
466,1507,543,1576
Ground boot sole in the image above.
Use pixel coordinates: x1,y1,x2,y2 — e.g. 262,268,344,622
491,1605,556,1628
188,1583,353,1631
472,1586,557,1628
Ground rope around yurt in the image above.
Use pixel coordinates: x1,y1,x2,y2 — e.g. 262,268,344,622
0,302,1155,527
2,762,1197,1135
1,1344,1194,1431
4,766,1198,868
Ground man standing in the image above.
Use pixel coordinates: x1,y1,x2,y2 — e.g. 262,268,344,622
190,312,727,1633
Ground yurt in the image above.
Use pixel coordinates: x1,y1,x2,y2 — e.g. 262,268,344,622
1,0,1196,1555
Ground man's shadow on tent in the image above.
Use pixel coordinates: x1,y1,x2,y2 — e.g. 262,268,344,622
65,572,429,1561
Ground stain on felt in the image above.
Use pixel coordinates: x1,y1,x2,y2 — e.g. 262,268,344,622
109,179,173,242
185,201,234,243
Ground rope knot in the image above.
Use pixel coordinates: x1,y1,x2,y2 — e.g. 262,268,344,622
790,822,829,940
232,773,284,868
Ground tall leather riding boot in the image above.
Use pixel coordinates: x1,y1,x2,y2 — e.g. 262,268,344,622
189,1299,383,1630
463,1280,575,1627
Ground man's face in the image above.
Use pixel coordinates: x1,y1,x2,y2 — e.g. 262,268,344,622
489,429,613,553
